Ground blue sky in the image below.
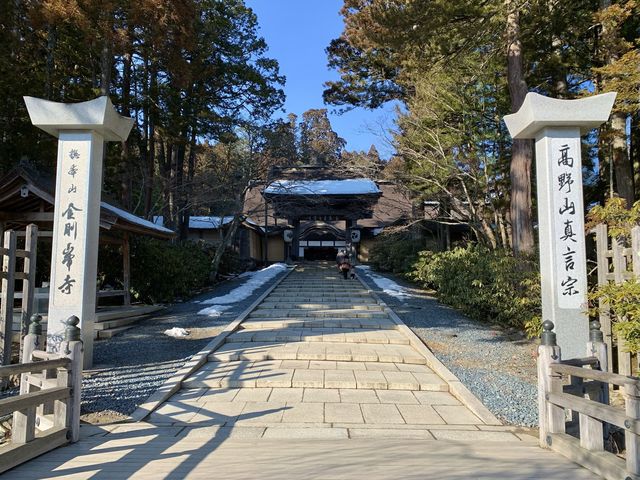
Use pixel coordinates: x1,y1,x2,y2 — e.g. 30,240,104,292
246,0,398,159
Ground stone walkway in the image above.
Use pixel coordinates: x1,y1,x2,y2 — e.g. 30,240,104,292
142,263,515,440
8,263,598,479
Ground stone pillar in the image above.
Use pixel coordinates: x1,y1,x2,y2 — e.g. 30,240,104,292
504,92,615,359
23,96,133,367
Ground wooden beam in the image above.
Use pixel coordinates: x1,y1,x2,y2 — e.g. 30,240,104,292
0,212,53,222
549,433,634,480
20,225,38,361
552,363,639,389
0,230,16,366
0,426,67,475
16,230,53,238
0,386,69,417
0,358,70,377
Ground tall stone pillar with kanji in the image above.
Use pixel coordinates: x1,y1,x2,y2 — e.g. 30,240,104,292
504,92,615,359
24,96,134,367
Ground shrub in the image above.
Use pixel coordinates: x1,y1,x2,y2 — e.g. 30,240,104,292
409,246,541,332
369,231,425,274
130,238,211,303
586,197,640,353
589,280,640,353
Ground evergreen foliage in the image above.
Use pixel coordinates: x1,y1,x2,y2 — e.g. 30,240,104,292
324,0,640,254
409,246,541,332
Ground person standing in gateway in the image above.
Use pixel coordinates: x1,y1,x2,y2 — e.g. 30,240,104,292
336,249,351,279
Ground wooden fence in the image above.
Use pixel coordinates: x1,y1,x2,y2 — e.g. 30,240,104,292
0,315,82,474
0,225,38,367
538,319,639,480
593,224,640,376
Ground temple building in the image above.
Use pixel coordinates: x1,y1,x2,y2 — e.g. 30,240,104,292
239,166,415,263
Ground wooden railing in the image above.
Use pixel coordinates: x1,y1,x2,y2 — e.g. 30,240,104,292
593,224,640,376
0,224,38,366
539,319,640,480
0,315,82,475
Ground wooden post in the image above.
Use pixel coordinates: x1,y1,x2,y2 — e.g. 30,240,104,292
59,315,82,443
538,320,564,447
595,224,613,370
581,320,608,452
19,224,38,361
624,383,640,477
122,232,131,306
0,230,17,366
632,226,640,278
587,320,609,405
12,314,44,444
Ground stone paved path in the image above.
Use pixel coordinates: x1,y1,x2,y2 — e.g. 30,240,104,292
145,263,505,440
7,263,598,479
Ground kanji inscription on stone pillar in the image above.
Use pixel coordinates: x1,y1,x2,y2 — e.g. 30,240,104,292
504,92,615,359
24,96,134,367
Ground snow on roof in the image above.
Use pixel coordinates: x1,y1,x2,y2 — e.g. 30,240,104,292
263,178,381,196
189,216,234,229
101,203,174,235
152,215,234,230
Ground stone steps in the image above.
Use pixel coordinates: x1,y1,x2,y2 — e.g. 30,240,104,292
227,328,409,345
256,303,384,311
249,309,388,319
266,294,373,301
240,318,398,330
183,360,447,391
208,342,427,364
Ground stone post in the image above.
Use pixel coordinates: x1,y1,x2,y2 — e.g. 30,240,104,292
504,92,616,359
23,96,133,368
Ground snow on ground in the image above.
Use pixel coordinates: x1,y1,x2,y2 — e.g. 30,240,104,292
358,265,413,300
164,327,190,337
197,263,288,316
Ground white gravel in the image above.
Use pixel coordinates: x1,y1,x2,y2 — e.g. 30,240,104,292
82,268,288,419
357,267,538,427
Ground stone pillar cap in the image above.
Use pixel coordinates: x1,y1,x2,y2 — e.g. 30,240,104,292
504,92,616,139
23,96,134,141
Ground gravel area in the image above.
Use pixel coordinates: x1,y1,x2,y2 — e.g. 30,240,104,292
81,269,288,423
357,266,539,427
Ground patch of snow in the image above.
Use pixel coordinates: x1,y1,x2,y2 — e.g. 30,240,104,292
197,263,288,316
358,265,412,300
189,216,234,229
372,227,384,236
101,203,174,235
164,327,190,337
264,179,380,196
197,305,231,317
243,217,265,232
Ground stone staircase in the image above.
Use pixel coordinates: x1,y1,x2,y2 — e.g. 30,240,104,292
147,263,529,441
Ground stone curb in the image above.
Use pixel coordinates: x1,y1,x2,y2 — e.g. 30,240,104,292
127,265,297,422
354,272,503,426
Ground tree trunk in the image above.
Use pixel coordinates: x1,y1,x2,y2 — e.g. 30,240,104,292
210,214,242,281
45,25,56,100
99,29,112,96
548,0,568,98
120,48,132,209
505,0,535,256
632,113,640,200
143,62,158,217
611,111,634,207
599,0,635,207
